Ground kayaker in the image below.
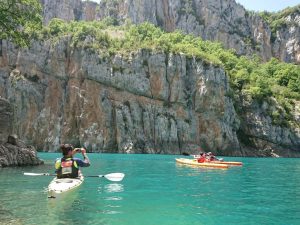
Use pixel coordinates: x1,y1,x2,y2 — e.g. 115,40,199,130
206,152,223,162
197,152,206,163
55,144,90,179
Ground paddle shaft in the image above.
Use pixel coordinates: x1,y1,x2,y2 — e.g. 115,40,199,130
24,172,125,181
24,173,55,176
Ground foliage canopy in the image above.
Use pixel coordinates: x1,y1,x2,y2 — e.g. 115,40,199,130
0,0,42,46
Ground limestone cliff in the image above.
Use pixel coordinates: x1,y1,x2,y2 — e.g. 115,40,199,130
0,98,43,167
238,97,300,157
40,0,299,64
0,39,240,155
272,12,300,63
0,39,299,156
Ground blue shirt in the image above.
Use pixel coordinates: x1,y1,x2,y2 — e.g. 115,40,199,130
72,157,90,167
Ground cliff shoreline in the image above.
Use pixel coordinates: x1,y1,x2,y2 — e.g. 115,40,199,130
0,38,299,157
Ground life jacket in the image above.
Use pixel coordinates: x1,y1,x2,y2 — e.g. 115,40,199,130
197,157,206,163
55,158,79,178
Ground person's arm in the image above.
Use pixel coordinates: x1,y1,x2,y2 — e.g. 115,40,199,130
81,148,90,165
74,148,90,167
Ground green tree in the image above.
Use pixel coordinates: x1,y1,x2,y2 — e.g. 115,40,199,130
233,69,249,91
0,0,42,46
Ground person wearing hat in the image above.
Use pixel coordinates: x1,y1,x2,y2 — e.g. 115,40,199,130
55,144,90,179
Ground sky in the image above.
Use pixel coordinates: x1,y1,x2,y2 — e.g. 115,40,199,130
235,0,300,12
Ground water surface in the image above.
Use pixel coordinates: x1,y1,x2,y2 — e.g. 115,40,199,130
0,153,299,225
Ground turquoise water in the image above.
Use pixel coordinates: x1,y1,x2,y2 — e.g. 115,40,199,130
0,153,300,225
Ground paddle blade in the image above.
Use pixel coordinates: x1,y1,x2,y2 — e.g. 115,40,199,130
24,172,52,176
24,172,46,176
103,173,125,182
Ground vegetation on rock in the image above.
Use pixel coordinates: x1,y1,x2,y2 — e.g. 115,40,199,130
259,5,300,41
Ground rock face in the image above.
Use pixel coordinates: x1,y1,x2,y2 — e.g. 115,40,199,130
114,0,272,61
41,0,101,24
0,97,13,143
0,39,299,156
40,0,300,64
238,98,300,157
41,0,82,24
272,13,300,63
0,98,43,167
0,1,299,157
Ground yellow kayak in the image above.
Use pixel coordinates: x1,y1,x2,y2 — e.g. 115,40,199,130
175,158,229,169
209,161,243,166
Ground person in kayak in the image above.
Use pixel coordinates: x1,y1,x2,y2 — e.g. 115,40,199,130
197,152,206,163
206,152,223,162
55,144,90,179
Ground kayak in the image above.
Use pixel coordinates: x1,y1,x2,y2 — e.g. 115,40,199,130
192,155,243,166
209,161,243,166
48,174,84,198
175,158,229,169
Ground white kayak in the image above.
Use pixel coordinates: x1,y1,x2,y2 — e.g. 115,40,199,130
48,174,84,198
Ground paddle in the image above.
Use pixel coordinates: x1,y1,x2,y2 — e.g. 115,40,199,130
24,172,125,182
86,173,125,181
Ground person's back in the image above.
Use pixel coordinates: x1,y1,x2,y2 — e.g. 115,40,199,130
55,157,79,178
55,144,90,179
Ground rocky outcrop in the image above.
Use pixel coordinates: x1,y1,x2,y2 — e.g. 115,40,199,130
272,13,300,63
41,0,82,24
238,98,300,157
0,39,299,156
40,0,300,64
0,98,43,167
41,0,101,24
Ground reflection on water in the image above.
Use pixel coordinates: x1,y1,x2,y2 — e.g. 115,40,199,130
102,210,121,215
105,183,124,193
96,183,125,215
105,196,122,201
97,183,124,194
